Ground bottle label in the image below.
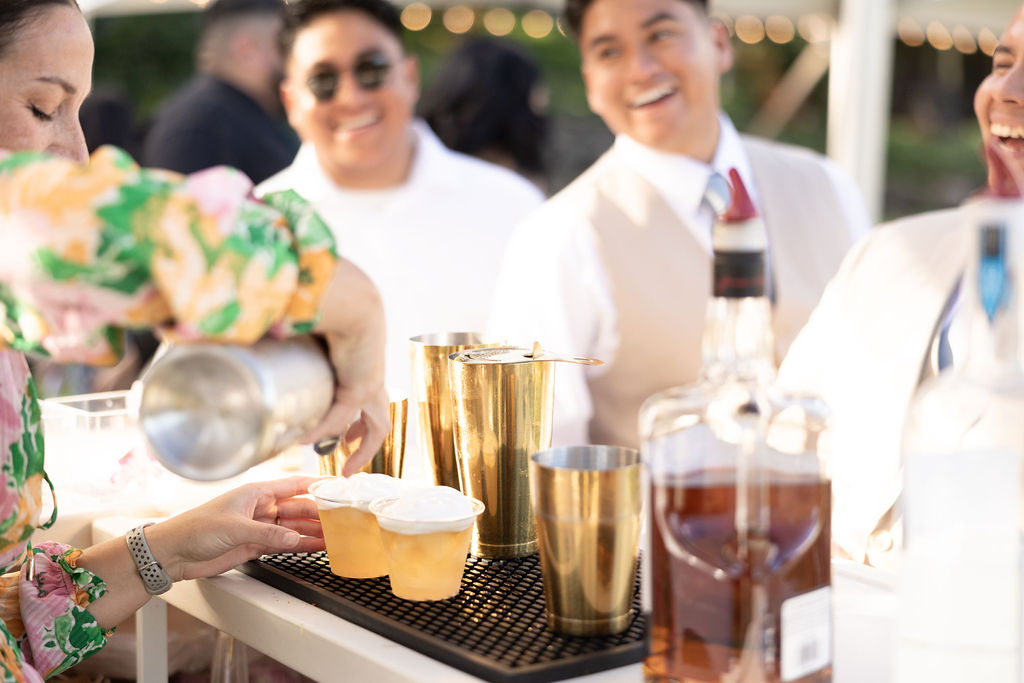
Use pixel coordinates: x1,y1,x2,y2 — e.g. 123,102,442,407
896,448,1021,682
780,586,832,681
713,251,765,298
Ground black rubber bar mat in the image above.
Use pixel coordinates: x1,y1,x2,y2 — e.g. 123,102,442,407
239,552,645,682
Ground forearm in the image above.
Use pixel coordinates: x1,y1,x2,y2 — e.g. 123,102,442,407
315,256,385,342
73,534,155,630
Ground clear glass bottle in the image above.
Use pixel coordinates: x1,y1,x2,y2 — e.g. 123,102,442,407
897,195,1024,683
640,170,832,683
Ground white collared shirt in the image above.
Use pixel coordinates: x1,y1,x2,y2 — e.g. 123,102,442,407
614,114,759,255
258,120,545,399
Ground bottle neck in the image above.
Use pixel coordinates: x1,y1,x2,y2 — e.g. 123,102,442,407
701,295,776,385
962,219,1024,374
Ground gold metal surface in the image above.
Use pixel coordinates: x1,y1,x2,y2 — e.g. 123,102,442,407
529,446,642,636
448,349,555,558
410,333,500,491
359,395,408,477
317,396,408,478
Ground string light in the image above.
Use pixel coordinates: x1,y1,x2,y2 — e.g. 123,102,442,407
400,2,431,32
522,10,553,39
443,6,474,34
797,14,831,44
734,15,765,45
926,20,953,51
483,8,515,36
765,15,795,44
952,25,977,54
979,28,999,56
897,17,925,47
555,16,568,38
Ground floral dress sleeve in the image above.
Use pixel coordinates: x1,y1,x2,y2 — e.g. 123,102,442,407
0,145,339,363
0,353,108,681
0,146,341,679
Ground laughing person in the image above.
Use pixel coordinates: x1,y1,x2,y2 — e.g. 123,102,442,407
257,0,544,403
778,3,1024,565
487,0,869,450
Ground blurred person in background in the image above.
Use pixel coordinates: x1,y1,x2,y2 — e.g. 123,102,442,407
259,0,544,418
0,0,389,678
143,0,298,184
419,37,550,193
78,84,141,158
488,0,869,451
778,2,1024,567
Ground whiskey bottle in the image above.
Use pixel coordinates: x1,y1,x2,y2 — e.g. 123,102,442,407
640,170,832,683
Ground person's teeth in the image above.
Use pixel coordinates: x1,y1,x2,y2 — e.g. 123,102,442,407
992,123,1024,139
339,113,380,131
631,85,675,108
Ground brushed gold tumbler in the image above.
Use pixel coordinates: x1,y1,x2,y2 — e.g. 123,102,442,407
530,445,642,636
317,394,408,478
410,333,500,491
358,394,408,477
449,347,556,558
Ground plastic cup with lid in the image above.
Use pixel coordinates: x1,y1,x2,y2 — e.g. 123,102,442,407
309,473,407,578
369,487,485,600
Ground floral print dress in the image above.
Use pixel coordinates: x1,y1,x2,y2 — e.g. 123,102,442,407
0,147,339,680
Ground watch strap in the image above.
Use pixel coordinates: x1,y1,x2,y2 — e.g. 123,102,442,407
126,523,173,595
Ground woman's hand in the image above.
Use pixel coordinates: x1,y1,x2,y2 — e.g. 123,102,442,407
145,476,325,581
302,257,390,475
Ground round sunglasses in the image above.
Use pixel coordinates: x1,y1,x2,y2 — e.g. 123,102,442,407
306,53,392,102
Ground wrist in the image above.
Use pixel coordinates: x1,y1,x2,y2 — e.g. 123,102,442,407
125,523,173,595
135,521,184,583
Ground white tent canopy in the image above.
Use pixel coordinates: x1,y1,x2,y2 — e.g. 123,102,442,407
78,0,1019,222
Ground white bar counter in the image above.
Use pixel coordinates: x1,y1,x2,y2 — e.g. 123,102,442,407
92,516,895,683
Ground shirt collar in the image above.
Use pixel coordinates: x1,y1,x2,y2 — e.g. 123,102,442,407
612,113,757,222
287,118,457,201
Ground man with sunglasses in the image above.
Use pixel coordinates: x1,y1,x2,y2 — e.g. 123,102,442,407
143,0,297,184
487,0,869,452
257,0,544,452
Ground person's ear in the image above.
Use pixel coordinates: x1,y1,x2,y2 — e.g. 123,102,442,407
710,18,734,74
403,53,421,102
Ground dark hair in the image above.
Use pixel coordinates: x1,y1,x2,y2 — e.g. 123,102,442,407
0,0,79,58
202,0,285,32
563,0,706,39
279,0,403,60
419,38,547,175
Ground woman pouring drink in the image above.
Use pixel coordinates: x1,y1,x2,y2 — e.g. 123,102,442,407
0,0,388,678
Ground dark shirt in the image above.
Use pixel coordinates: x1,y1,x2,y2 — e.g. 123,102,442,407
143,74,298,184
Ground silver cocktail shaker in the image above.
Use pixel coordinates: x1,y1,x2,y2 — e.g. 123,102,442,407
138,336,334,480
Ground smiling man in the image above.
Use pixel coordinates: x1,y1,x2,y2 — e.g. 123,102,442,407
488,0,869,451
258,0,543,413
778,4,1024,566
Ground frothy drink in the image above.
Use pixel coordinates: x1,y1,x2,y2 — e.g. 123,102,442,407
310,474,406,578
371,487,484,601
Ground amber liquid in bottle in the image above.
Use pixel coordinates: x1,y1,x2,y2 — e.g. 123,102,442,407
645,472,832,683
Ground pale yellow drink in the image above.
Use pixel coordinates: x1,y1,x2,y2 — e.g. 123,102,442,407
310,474,406,579
371,488,484,601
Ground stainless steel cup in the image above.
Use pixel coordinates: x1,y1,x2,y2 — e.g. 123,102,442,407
530,445,642,636
410,333,500,491
139,336,333,480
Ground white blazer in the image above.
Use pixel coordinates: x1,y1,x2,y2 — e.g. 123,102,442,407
778,207,966,561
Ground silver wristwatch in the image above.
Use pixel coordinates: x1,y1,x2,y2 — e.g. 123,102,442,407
126,523,173,595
